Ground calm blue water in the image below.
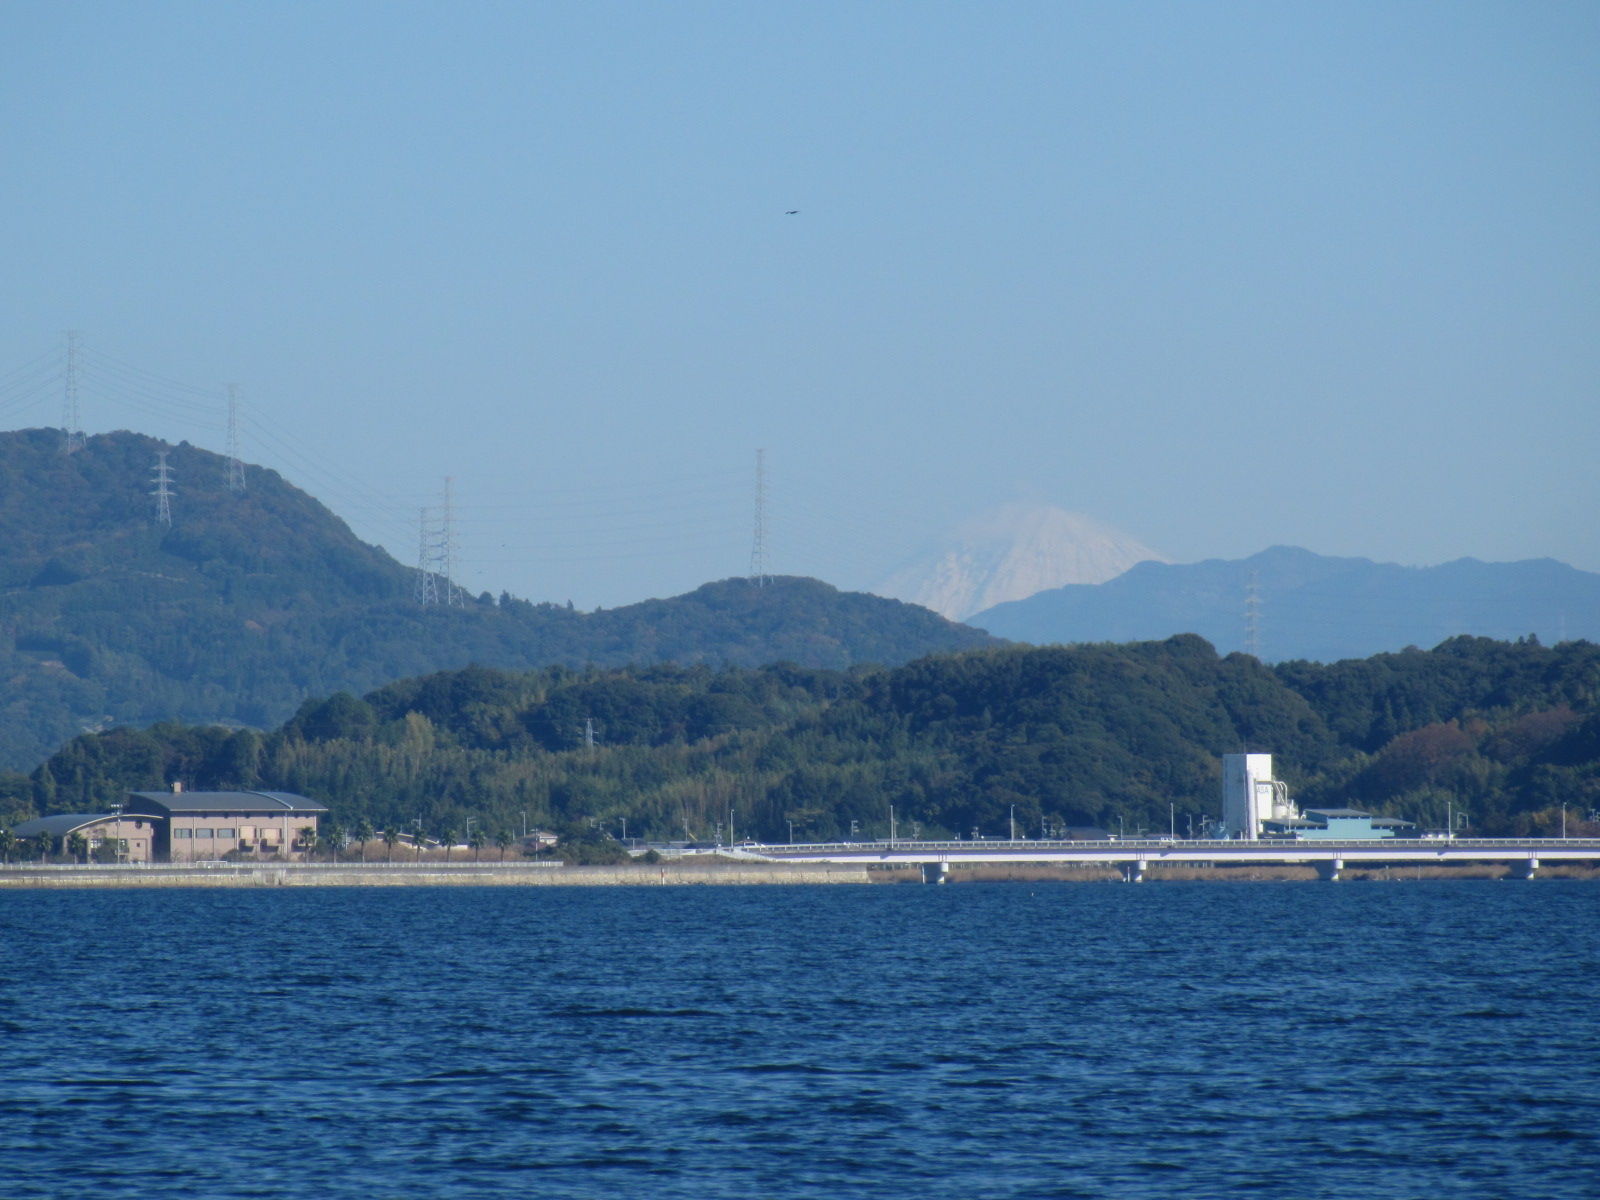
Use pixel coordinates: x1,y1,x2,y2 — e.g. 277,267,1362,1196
2,881,1597,1199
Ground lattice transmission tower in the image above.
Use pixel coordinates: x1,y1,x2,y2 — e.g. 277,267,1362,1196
415,477,462,607
225,385,246,494
415,505,440,607
151,451,175,526
749,448,769,586
62,331,86,454
1244,569,1262,659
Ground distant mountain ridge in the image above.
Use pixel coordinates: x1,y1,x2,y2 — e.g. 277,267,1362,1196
0,427,996,769
872,504,1167,620
971,545,1600,662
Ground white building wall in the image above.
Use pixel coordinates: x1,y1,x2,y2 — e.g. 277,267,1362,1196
1222,753,1276,840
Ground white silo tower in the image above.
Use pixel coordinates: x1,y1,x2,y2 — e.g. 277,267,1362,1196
1221,753,1296,839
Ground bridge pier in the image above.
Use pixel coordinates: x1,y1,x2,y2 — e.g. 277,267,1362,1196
921,861,948,885
1120,860,1144,883
1315,858,1343,882
1510,857,1539,880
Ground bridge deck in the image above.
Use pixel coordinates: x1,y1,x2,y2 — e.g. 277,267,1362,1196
743,837,1600,867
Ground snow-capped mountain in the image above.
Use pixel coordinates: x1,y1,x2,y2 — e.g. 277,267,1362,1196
871,504,1167,621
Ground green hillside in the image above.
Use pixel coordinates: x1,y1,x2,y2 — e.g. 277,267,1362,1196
0,427,995,768
10,634,1597,846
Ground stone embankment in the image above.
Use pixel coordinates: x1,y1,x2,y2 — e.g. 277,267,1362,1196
6,860,1594,888
0,861,874,888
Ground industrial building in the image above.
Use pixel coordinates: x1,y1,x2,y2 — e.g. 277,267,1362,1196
1221,753,1414,840
1221,753,1299,839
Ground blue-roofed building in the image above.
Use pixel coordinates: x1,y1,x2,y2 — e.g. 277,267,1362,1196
1261,808,1418,840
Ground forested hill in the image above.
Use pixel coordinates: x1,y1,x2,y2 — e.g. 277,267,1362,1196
0,428,996,768
10,634,1598,846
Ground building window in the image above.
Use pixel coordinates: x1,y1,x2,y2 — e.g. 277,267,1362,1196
174,829,193,839
195,828,213,839
217,828,237,839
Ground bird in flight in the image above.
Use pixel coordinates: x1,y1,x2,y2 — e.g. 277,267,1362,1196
785,210,799,215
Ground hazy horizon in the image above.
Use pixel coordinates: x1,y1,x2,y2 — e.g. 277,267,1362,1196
4,2,1595,608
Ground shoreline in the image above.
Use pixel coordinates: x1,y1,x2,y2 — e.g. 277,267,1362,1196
3,859,1598,887
0,861,875,887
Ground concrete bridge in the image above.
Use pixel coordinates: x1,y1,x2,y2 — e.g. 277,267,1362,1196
739,837,1600,881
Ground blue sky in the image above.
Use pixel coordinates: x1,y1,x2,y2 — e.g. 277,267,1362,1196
3,1,1596,608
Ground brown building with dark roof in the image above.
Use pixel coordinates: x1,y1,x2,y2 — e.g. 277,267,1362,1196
11,812,160,863
125,786,328,862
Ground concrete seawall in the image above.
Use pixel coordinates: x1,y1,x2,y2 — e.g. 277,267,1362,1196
0,862,877,888
7,860,1593,888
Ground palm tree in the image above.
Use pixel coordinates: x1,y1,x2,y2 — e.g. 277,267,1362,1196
352,818,374,862
298,825,317,861
382,826,400,862
494,829,513,861
469,827,487,862
0,828,16,864
322,824,345,861
66,832,89,863
439,827,456,863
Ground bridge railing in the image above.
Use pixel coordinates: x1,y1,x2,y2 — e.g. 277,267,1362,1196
747,836,1600,854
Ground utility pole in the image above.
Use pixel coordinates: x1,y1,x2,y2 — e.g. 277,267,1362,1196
225,385,245,494
63,331,85,454
749,448,769,586
151,451,175,526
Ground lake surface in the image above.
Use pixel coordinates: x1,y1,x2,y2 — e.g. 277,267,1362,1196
2,881,1597,1199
